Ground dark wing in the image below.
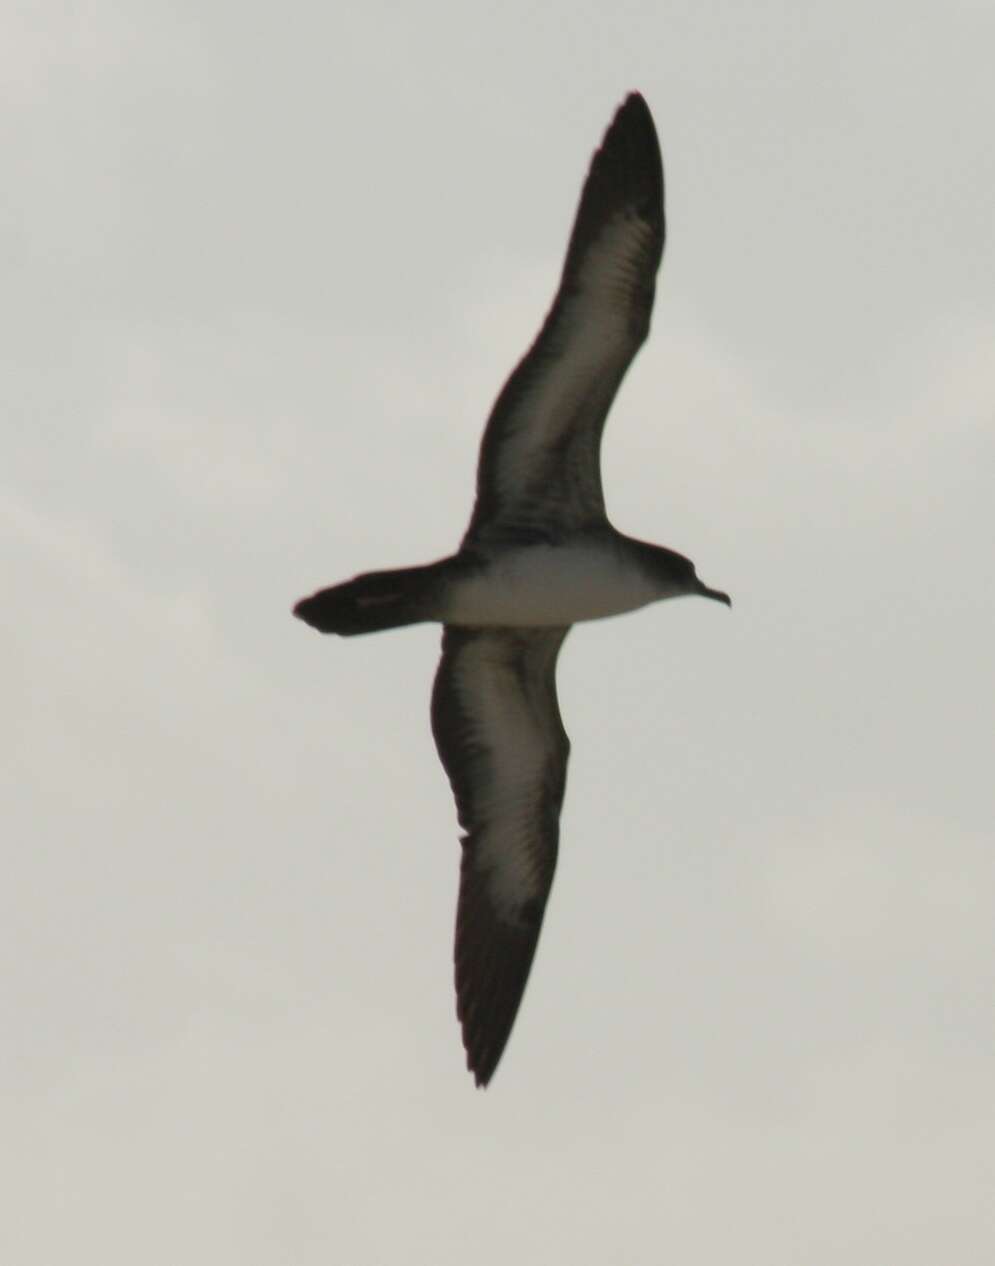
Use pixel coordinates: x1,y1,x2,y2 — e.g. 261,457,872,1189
464,93,665,546
431,626,571,1086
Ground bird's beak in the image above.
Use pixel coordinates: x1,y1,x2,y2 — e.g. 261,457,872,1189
698,581,732,607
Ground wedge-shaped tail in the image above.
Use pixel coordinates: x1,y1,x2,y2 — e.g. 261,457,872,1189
294,562,449,637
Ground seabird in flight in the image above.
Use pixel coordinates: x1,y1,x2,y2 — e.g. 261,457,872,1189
294,93,730,1086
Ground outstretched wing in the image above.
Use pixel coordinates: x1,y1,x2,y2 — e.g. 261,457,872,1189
431,626,571,1085
465,93,665,545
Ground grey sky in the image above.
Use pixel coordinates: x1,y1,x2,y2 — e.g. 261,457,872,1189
4,2,995,1262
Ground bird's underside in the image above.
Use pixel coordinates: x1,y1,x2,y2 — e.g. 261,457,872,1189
294,92,729,1086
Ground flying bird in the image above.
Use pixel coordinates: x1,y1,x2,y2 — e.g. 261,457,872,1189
294,93,730,1086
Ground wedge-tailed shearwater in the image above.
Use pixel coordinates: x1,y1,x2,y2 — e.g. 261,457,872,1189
294,93,730,1086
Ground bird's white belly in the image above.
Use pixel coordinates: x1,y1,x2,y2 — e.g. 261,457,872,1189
443,544,659,627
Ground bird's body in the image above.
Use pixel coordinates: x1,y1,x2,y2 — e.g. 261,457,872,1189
294,93,730,1086
444,534,697,627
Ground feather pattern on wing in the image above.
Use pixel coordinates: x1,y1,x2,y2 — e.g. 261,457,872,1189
431,625,571,1085
464,93,665,545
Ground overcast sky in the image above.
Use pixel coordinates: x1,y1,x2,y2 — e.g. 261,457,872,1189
4,2,995,1262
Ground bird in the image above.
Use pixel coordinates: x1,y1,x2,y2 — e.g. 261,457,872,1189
294,93,730,1086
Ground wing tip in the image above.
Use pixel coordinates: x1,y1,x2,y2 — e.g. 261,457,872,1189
455,896,547,1089
600,89,662,189
617,90,652,122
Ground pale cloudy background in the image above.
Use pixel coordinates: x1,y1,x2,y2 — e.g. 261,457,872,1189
4,2,994,1262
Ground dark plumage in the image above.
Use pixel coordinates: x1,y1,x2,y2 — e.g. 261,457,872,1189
294,94,730,1085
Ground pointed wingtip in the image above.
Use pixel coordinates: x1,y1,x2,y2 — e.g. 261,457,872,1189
620,90,650,115
612,91,657,140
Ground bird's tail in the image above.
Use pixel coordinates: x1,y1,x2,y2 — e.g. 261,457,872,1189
293,562,446,636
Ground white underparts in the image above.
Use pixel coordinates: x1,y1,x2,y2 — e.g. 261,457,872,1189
441,542,670,627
